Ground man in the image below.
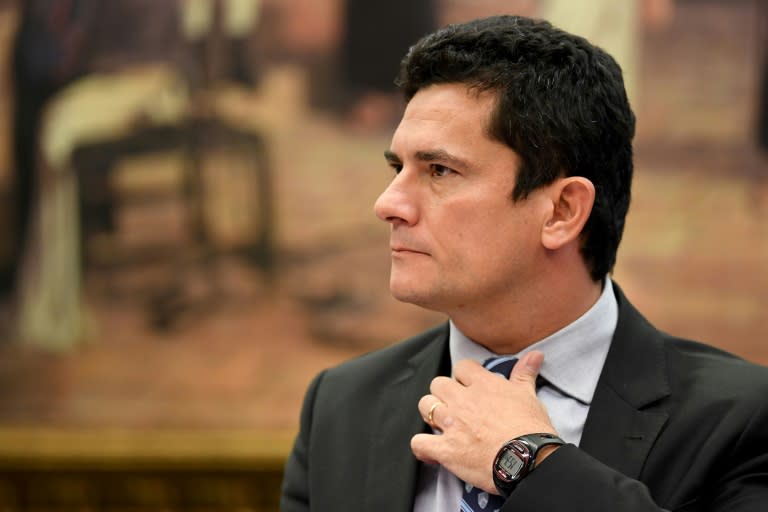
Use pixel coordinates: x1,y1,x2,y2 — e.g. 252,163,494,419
281,15,768,511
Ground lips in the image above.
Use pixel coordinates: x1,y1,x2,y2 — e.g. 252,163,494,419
391,245,430,255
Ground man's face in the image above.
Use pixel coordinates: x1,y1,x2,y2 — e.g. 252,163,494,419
374,83,553,315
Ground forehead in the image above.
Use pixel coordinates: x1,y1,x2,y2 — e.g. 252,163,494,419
390,83,505,160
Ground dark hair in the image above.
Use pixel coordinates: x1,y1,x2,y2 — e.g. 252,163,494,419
396,15,635,281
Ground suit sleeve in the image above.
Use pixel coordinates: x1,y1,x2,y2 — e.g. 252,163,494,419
280,370,326,512
503,446,673,511
504,399,768,512
706,398,768,511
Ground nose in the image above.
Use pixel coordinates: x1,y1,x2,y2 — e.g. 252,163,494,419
374,172,419,226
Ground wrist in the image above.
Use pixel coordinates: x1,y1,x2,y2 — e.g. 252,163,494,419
534,443,560,466
492,433,565,497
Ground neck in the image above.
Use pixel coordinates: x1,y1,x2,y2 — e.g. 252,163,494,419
449,264,604,355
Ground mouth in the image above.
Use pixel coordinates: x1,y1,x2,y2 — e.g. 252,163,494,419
391,245,430,256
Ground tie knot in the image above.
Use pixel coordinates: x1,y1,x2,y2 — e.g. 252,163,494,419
483,356,517,378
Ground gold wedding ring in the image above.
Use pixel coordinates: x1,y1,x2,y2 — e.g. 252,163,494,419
427,401,444,427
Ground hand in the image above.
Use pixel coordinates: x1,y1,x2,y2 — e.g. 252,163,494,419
411,351,558,494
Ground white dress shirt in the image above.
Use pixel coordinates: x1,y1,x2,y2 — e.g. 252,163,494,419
413,280,619,511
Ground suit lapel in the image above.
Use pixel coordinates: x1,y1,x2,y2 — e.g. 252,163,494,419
364,326,449,512
580,285,670,479
580,384,669,478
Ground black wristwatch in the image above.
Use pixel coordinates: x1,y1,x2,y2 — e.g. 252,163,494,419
492,433,565,497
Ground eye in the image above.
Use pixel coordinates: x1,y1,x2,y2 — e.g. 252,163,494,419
389,162,403,174
431,164,454,177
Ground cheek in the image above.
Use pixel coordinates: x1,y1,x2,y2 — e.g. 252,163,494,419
431,195,535,260
464,214,539,268
459,211,515,248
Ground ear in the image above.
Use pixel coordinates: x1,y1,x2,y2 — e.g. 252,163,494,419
541,177,595,250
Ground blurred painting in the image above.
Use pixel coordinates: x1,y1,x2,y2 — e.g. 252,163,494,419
0,1,765,504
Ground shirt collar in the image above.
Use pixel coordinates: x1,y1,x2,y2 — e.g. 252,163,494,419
449,279,618,405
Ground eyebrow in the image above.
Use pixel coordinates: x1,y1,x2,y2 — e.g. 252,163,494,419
384,150,400,164
383,149,469,169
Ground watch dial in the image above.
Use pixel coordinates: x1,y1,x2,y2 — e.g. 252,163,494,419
499,452,524,478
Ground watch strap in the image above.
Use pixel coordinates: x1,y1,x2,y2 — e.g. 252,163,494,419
493,432,565,497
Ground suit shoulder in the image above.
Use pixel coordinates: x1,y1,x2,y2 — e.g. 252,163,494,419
664,335,764,372
664,335,768,397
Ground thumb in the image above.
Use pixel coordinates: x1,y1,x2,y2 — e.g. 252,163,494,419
510,350,544,387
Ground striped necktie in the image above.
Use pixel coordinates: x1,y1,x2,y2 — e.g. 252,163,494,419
458,356,516,512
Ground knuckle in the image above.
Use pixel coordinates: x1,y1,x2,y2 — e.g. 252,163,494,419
430,376,450,394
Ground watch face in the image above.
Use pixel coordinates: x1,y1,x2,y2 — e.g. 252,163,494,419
497,451,524,478
493,440,530,482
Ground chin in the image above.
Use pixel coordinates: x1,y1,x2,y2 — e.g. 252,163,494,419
390,282,426,305
390,283,443,312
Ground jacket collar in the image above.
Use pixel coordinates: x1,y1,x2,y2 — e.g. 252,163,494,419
364,325,449,512
580,283,671,478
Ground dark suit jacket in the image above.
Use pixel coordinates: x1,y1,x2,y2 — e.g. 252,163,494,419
281,286,768,511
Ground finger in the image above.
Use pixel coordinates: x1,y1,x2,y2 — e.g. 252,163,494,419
418,395,446,428
411,432,443,465
429,375,455,397
452,359,484,386
510,350,544,387
417,394,438,418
